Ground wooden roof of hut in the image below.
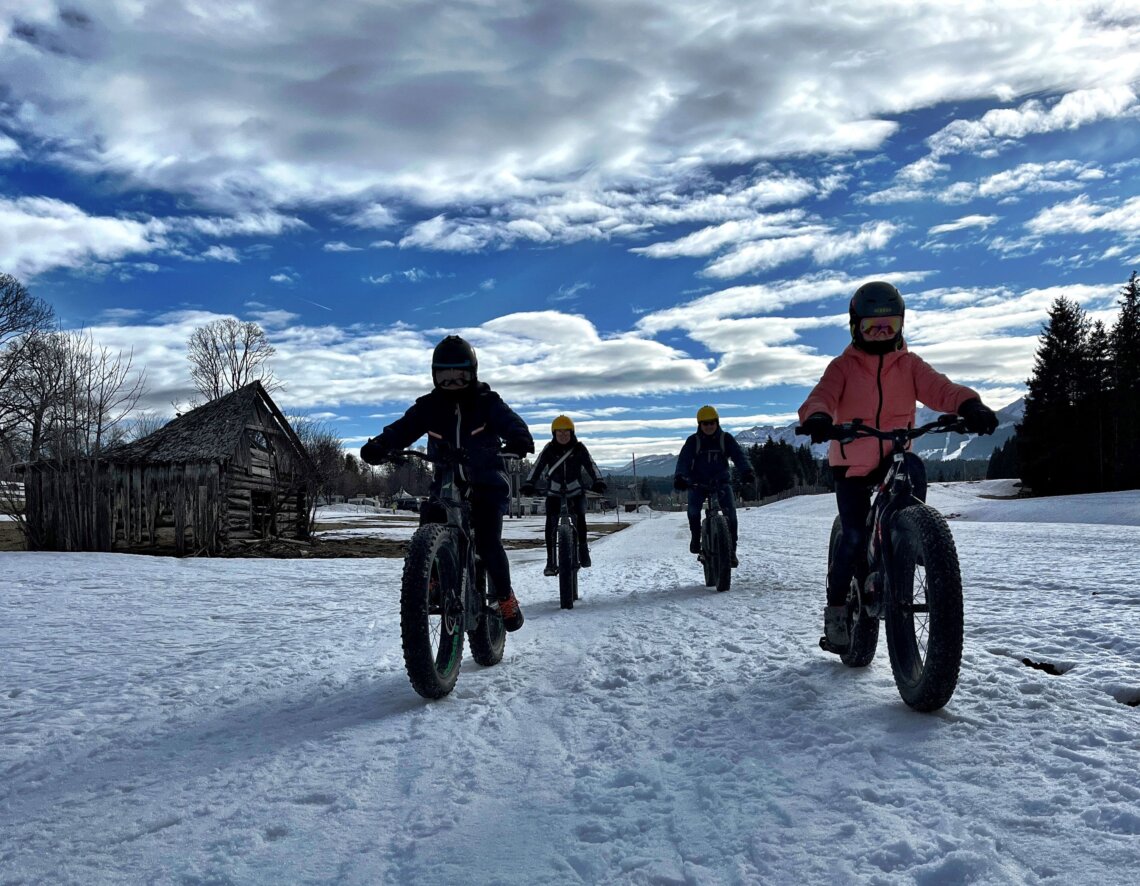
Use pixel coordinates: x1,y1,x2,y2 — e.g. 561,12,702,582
103,380,313,470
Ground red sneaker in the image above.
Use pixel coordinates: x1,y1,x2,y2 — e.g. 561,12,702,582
497,593,525,632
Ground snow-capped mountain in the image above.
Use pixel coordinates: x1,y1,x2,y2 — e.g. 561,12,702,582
606,398,1024,475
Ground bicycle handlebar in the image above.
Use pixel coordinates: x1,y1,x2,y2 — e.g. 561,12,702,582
388,444,521,467
794,413,968,444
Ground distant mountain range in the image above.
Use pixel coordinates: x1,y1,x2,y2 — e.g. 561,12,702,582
606,399,1025,476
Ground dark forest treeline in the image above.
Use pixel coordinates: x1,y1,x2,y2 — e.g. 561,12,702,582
989,270,1140,496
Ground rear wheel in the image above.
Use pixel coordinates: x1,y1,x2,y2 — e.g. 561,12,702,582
711,515,732,592
400,524,464,699
468,560,505,666
557,521,577,609
828,515,879,667
885,505,963,712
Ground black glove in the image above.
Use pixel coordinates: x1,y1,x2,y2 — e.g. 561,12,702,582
741,471,756,486
501,440,530,458
800,412,834,445
958,398,998,435
591,481,607,494
673,476,688,491
520,482,536,496
360,437,390,465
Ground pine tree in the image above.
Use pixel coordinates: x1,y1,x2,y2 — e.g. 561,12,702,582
1083,321,1113,490
1110,270,1140,488
1018,296,1089,495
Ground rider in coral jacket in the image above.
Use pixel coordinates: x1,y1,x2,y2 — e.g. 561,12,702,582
797,281,998,652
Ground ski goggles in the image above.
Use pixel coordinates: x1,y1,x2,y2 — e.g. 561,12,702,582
435,368,473,388
858,315,903,337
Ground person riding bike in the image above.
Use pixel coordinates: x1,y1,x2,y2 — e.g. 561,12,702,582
520,415,607,575
673,406,755,567
797,281,999,651
359,335,535,632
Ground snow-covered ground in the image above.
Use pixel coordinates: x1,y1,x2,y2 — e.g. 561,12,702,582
2,482,1138,885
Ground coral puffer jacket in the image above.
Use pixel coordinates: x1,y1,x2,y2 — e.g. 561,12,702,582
797,343,979,477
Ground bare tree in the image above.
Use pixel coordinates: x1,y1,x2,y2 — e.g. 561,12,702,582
187,318,280,403
0,274,55,455
290,416,346,529
1,330,146,460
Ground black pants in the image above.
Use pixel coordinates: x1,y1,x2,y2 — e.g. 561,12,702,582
545,494,588,560
420,487,513,600
686,485,738,551
827,454,927,606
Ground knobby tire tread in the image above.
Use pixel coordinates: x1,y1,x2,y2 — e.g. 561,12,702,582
400,524,464,699
468,561,505,666
886,505,964,712
558,522,576,609
712,515,732,592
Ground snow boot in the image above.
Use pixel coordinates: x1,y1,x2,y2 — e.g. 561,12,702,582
578,547,591,568
823,605,849,650
543,543,557,576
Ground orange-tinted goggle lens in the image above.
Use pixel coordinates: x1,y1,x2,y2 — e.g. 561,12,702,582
859,315,903,337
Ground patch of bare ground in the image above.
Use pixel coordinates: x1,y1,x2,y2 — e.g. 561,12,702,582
0,518,632,558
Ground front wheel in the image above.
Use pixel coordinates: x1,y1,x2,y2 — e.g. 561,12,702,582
711,514,732,592
885,505,964,712
400,524,465,699
828,515,879,668
468,560,505,666
557,521,577,609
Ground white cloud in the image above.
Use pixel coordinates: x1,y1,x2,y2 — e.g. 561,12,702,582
323,241,362,252
202,245,240,263
0,132,23,159
4,3,1138,246
1024,194,1140,238
928,215,999,236
0,195,167,277
926,86,1138,160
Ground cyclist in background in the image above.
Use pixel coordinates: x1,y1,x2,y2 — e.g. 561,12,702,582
521,415,607,575
673,406,755,567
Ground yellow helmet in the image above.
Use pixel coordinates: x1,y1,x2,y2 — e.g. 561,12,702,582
551,414,575,433
696,405,719,423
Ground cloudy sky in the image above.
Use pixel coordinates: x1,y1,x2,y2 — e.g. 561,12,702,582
3,1,1140,464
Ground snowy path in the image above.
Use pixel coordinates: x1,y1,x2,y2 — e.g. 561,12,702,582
2,488,1138,884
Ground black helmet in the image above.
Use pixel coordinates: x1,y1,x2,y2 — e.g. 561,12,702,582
431,335,478,387
849,281,905,354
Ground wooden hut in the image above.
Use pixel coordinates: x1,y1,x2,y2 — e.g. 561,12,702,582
21,382,315,555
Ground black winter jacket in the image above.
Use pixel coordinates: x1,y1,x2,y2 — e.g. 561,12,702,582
371,383,534,492
673,428,751,488
525,437,603,496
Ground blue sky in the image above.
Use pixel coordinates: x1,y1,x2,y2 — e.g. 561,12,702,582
3,2,1140,465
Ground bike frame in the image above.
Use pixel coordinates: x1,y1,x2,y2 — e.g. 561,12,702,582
834,416,965,619
552,488,579,568
400,448,485,631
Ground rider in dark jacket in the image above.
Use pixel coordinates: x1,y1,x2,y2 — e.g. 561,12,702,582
673,405,755,566
521,415,607,574
360,335,534,631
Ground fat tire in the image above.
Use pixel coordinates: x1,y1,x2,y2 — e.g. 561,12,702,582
827,514,879,667
400,524,464,699
468,560,505,666
885,504,963,712
712,515,732,592
558,522,576,609
699,518,714,586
